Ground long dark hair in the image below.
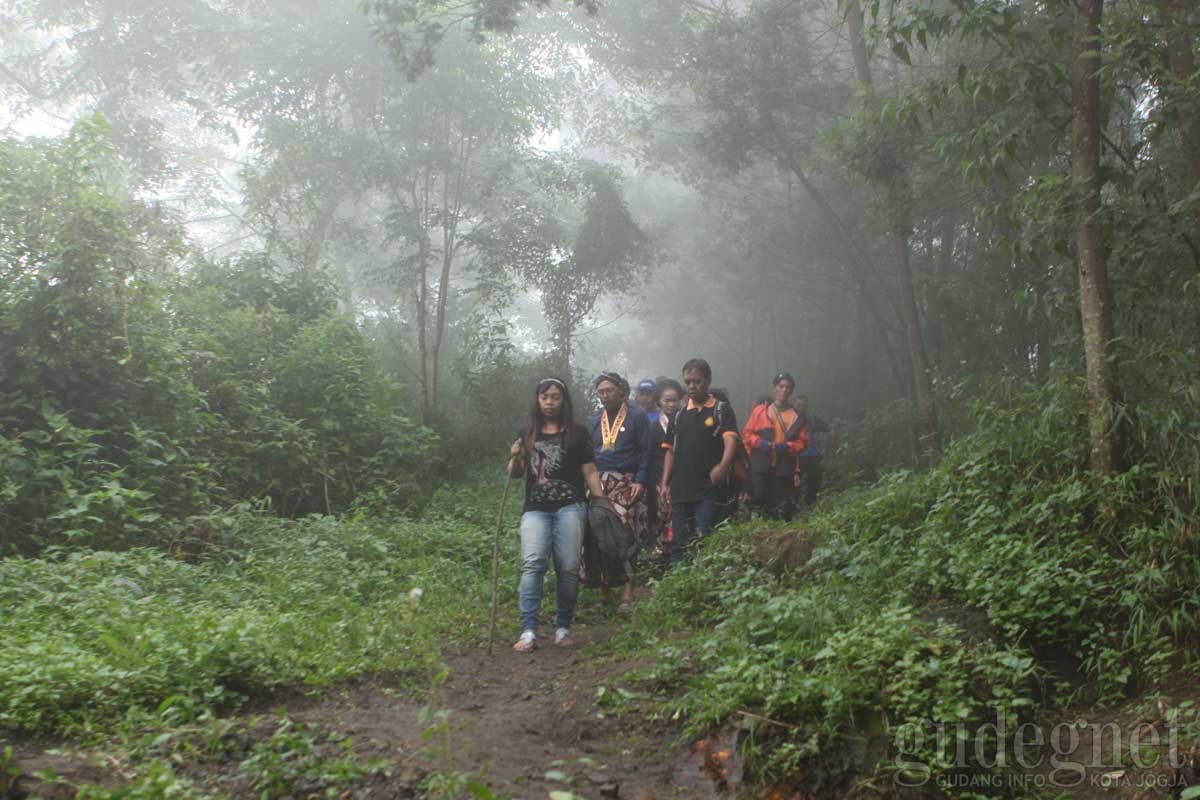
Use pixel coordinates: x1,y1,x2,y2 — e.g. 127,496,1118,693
522,378,575,455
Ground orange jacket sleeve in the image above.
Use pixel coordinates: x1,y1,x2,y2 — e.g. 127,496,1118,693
742,404,770,452
786,423,810,456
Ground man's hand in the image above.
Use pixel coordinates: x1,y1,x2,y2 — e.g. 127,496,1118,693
710,462,729,484
628,484,645,504
509,439,523,458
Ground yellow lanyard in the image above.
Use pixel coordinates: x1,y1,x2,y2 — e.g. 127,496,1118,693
600,404,628,450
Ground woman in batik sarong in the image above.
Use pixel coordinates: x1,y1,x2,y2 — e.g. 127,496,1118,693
586,371,652,612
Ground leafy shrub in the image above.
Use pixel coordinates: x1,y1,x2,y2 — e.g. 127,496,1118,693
614,376,1200,787
0,123,442,553
0,478,513,734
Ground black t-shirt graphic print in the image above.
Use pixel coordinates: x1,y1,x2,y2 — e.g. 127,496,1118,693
522,425,595,512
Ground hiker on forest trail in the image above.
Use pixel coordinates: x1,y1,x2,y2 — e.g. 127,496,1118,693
710,386,744,523
634,378,660,421
792,394,831,508
743,373,809,521
634,378,662,543
588,371,652,612
660,359,740,564
649,378,683,560
507,378,605,652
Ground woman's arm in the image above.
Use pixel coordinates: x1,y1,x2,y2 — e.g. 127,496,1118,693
507,438,525,479
582,462,605,499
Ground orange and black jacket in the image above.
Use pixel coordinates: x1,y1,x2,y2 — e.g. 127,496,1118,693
742,403,809,477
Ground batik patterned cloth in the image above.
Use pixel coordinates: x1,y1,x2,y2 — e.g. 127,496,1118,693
600,471,649,580
656,482,673,553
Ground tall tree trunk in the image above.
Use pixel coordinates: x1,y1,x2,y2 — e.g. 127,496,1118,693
411,176,432,423
847,0,941,465
927,211,955,376
430,227,452,414
886,173,940,465
554,319,572,376
841,289,869,421
1034,317,1052,386
430,186,458,414
429,136,473,414
1071,0,1122,474
303,195,338,275
1161,0,1200,201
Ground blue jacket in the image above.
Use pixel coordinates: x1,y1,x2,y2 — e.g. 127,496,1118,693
589,402,652,486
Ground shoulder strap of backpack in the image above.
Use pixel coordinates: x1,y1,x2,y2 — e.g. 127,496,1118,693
712,400,730,437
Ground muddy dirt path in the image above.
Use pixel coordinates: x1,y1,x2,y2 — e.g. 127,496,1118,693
7,601,728,800
285,605,725,800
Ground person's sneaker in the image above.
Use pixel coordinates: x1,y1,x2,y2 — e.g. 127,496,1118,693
554,627,575,647
512,630,536,652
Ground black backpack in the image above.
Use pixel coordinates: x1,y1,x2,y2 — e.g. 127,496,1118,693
583,498,628,588
672,399,732,440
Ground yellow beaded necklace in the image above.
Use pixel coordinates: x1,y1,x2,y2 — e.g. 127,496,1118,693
599,404,628,451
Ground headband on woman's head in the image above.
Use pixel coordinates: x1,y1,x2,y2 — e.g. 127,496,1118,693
537,378,566,389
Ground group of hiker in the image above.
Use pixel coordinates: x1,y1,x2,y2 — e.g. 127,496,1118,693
504,359,829,652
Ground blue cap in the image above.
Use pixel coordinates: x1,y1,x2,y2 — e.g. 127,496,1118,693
636,379,657,393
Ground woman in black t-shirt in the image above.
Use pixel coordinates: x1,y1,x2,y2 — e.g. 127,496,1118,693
506,378,605,651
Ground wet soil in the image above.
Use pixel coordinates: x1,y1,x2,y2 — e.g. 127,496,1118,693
4,602,730,800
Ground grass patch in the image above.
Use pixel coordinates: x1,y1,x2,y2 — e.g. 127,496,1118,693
0,477,524,737
607,378,1200,790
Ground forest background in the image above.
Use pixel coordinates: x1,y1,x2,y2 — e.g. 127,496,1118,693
2,0,1200,794
3,0,1198,549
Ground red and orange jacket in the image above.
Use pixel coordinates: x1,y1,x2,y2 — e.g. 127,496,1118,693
743,403,809,476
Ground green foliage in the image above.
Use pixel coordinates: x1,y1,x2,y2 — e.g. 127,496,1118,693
0,476,517,735
238,718,386,798
31,713,392,799
0,124,441,553
474,160,652,370
363,0,599,79
611,376,1200,787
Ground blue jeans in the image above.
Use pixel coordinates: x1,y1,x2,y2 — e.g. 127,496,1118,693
671,493,717,564
518,502,587,632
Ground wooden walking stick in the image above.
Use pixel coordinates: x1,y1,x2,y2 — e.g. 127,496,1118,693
488,459,517,655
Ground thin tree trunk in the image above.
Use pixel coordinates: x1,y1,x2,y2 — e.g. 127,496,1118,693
845,0,873,87
411,175,432,423
928,211,955,374
1161,0,1200,201
1034,317,1052,386
838,289,871,424
430,223,453,414
847,0,941,465
303,195,338,275
887,174,940,465
1071,0,1122,474
555,317,572,375
430,127,474,413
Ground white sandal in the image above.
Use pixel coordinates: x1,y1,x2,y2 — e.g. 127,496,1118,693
512,630,536,652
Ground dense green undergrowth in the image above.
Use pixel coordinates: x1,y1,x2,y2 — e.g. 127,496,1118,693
609,377,1200,793
0,479,519,738
4,376,1198,797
